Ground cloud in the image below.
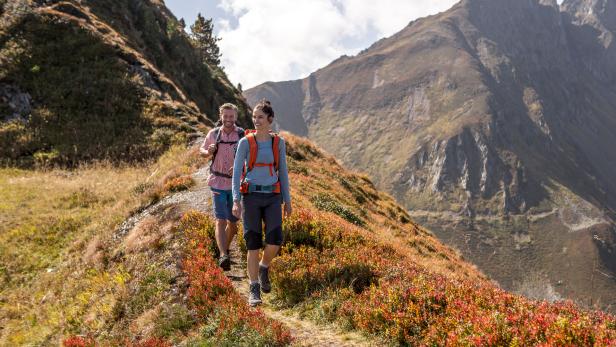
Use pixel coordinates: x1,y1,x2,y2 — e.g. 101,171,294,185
216,0,457,88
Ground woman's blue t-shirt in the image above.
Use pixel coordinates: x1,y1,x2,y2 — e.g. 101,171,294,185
232,136,290,204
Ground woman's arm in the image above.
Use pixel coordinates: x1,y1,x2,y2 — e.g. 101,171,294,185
232,138,248,202
278,138,291,205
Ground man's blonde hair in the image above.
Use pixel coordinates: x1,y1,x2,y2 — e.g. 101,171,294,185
219,103,238,115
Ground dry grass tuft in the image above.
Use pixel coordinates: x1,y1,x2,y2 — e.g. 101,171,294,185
82,235,104,266
125,216,161,252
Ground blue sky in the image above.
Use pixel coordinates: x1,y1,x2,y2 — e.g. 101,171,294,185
165,0,459,89
165,0,237,34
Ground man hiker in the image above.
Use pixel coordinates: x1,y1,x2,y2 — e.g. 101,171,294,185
200,103,245,271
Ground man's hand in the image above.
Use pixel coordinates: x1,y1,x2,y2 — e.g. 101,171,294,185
232,201,242,220
208,143,217,154
283,202,292,219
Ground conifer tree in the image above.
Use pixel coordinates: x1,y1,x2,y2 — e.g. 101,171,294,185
190,13,221,66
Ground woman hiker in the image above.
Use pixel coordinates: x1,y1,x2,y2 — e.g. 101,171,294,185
232,100,292,306
200,103,244,271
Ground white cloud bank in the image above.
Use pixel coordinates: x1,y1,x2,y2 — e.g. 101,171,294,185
216,0,458,88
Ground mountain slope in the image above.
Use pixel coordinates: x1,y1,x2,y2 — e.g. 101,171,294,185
5,132,615,345
245,0,616,312
0,0,250,165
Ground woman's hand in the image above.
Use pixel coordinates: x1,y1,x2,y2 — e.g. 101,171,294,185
232,201,242,219
283,202,292,218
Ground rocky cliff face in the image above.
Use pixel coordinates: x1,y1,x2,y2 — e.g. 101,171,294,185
245,0,616,311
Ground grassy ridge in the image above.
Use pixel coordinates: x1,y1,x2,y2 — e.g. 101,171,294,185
63,211,294,346
0,146,203,344
0,0,248,166
2,131,615,345
0,4,195,165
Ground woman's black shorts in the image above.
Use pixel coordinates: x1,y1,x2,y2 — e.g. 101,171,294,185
241,193,283,250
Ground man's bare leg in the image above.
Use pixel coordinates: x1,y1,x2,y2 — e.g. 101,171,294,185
225,221,238,252
215,219,228,255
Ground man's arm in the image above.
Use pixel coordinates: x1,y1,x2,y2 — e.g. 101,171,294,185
200,130,216,157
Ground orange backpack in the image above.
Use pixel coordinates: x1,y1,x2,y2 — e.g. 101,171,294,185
240,130,281,194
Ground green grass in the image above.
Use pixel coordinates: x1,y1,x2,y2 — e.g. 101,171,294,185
0,12,153,164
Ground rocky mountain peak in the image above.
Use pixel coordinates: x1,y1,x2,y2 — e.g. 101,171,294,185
461,0,560,15
563,0,616,31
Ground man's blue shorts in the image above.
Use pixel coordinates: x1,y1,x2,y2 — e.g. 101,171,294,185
211,188,239,222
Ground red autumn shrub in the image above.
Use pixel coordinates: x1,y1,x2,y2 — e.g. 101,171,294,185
163,175,194,193
63,336,96,347
179,211,294,346
266,195,616,346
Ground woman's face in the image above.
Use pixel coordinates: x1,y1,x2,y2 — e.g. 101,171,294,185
252,108,272,130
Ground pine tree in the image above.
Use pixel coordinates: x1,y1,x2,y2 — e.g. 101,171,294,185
190,13,221,66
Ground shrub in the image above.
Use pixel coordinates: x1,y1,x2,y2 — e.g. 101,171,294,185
59,188,99,208
178,211,218,259
310,193,365,227
339,267,616,346
163,175,194,192
181,211,293,346
271,246,377,307
281,208,364,254
63,336,95,347
154,305,195,337
63,337,172,347
285,135,322,161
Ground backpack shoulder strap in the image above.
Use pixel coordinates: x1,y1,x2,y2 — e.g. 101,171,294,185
272,133,280,171
210,127,222,164
214,127,222,143
246,133,258,171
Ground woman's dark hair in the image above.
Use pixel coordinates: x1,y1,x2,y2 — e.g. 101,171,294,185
255,99,274,119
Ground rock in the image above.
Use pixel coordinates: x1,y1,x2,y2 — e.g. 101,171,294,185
0,84,32,122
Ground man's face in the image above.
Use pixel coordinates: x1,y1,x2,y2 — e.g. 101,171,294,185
221,109,237,129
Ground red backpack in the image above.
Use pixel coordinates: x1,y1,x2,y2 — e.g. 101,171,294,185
239,130,281,194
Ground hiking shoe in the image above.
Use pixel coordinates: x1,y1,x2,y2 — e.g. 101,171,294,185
218,254,231,271
249,282,262,307
259,265,271,293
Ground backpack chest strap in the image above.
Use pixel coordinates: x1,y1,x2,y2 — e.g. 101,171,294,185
253,162,275,176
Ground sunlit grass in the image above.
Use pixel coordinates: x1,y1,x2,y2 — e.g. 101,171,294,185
0,145,204,344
